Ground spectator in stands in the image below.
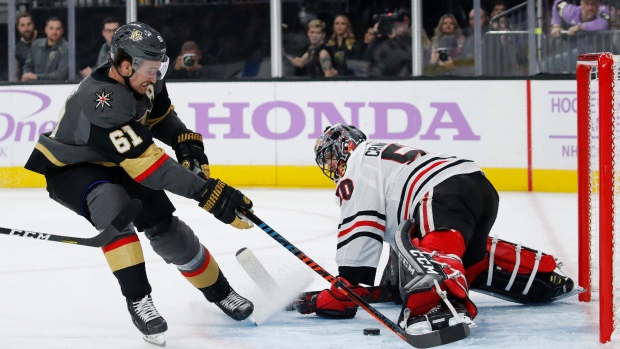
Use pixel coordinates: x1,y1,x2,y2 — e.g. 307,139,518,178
168,40,218,79
325,15,360,76
463,8,489,38
22,16,68,81
286,19,337,77
361,26,375,54
490,1,509,29
79,17,121,78
459,7,493,74
428,14,466,71
550,0,610,37
15,12,38,81
364,8,413,77
544,0,610,73
609,3,620,30
490,1,508,19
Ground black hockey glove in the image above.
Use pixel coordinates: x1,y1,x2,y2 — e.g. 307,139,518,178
197,178,254,229
172,131,210,179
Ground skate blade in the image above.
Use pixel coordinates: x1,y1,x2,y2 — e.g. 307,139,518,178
551,285,587,302
143,333,166,347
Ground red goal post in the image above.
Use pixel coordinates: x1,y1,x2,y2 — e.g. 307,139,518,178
576,52,619,344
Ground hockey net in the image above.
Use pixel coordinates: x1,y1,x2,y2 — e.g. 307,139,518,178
576,52,620,344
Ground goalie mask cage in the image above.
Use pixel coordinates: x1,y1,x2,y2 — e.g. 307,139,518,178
576,52,620,344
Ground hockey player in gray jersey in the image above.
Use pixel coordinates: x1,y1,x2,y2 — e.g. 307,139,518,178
24,22,254,347
295,123,582,338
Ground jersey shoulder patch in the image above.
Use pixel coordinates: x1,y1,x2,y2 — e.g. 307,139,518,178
80,79,135,128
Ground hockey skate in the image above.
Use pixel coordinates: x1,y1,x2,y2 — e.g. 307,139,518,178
402,299,477,336
126,295,168,347
547,267,586,302
215,289,254,321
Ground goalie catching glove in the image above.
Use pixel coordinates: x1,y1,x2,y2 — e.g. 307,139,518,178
197,178,254,229
173,131,210,179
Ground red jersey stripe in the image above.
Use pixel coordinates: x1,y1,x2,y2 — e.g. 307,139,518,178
134,153,170,183
338,220,385,238
403,160,447,218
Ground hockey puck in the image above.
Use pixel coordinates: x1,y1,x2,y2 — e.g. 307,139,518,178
363,328,380,336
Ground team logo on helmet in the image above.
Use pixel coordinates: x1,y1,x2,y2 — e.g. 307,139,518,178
130,29,143,42
94,90,113,111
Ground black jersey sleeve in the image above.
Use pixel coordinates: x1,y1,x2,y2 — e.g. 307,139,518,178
147,81,189,146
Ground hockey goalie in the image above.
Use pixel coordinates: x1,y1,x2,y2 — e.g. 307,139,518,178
294,123,583,338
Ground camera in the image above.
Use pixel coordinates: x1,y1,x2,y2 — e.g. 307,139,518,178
372,9,406,37
182,53,196,68
437,48,449,62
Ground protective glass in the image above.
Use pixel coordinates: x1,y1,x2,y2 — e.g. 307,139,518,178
133,55,170,80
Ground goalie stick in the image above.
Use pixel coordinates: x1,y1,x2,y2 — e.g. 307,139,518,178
0,199,142,248
236,207,470,349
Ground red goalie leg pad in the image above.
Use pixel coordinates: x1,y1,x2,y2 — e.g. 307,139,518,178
314,277,370,319
465,236,557,285
405,230,477,318
418,229,466,258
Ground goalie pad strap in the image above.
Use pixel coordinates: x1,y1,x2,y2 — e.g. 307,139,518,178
481,235,556,290
487,237,556,274
486,235,498,287
523,250,542,295
466,235,564,303
505,242,521,291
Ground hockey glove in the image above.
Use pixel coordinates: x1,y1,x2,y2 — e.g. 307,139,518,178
197,178,254,229
173,131,210,179
294,277,369,319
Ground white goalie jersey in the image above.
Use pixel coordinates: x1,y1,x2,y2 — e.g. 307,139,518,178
334,141,482,274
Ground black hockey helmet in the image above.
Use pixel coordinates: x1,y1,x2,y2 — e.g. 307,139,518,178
110,22,169,79
314,123,367,182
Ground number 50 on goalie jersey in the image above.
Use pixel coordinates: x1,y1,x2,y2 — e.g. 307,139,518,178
334,141,482,276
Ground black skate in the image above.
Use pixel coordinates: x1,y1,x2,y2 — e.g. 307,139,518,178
126,295,168,347
215,289,254,321
402,300,476,336
547,270,586,302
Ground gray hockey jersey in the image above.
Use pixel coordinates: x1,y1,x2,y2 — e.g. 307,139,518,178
25,63,207,200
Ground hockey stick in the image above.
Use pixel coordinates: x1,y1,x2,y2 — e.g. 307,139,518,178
236,247,281,297
236,207,470,349
0,199,142,248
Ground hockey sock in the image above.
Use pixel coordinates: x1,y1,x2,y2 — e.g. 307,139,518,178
102,233,152,299
176,246,231,302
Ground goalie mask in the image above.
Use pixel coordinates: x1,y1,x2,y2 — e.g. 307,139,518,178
314,124,367,182
110,22,169,80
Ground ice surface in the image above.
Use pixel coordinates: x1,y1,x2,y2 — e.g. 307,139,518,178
0,188,615,349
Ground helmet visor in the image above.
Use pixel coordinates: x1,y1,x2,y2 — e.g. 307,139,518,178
133,55,169,80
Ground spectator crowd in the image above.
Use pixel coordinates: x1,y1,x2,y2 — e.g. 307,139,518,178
6,0,619,81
